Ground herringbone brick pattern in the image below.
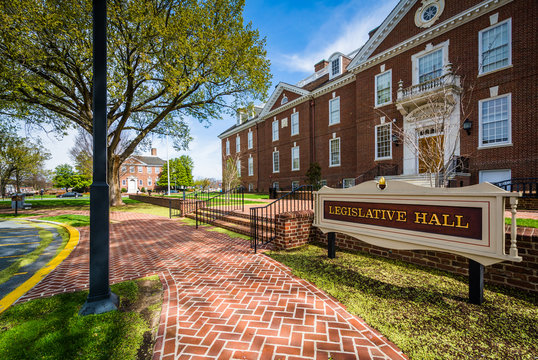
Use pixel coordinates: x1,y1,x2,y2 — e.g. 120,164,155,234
19,211,406,360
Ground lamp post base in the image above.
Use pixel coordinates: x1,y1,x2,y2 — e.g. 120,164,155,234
79,292,119,316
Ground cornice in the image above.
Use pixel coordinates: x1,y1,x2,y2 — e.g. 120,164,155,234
351,0,513,73
217,118,258,139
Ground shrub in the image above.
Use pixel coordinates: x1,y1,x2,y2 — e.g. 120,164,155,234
141,187,146,193
121,188,127,193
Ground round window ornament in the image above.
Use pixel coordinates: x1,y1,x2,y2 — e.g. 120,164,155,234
415,0,444,28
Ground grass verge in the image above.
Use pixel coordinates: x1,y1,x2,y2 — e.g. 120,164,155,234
505,217,538,228
267,243,538,360
0,275,162,360
39,215,91,227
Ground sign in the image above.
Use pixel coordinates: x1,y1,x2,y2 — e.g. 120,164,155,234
313,180,521,266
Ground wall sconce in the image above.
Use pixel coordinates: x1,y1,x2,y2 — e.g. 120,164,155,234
463,118,472,135
392,133,400,146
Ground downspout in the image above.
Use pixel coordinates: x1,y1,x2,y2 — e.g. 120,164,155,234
310,97,316,164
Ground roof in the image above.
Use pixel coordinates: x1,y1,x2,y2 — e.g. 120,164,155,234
131,155,166,166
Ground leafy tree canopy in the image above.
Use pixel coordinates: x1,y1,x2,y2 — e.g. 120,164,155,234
0,0,271,205
157,155,194,188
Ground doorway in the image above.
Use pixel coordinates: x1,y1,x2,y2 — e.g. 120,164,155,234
418,127,444,174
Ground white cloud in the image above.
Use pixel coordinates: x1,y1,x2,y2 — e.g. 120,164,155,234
278,0,399,74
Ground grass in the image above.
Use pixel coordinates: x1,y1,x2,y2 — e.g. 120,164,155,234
178,217,250,240
505,217,538,228
267,243,538,360
0,275,162,360
39,215,91,227
0,213,44,218
0,223,56,286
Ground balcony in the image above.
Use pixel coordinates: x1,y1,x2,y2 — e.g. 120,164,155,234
396,64,461,116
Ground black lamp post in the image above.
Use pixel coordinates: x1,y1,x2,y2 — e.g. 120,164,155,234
392,133,400,146
80,0,118,315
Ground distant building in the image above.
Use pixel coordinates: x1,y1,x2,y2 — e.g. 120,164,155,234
119,148,165,193
219,0,537,192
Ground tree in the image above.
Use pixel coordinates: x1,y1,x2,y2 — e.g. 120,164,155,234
305,162,322,190
0,0,271,206
194,178,211,191
0,130,51,195
222,154,241,192
69,129,93,178
53,164,76,189
179,155,194,187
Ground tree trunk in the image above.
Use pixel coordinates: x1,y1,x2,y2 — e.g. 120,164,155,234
108,154,124,207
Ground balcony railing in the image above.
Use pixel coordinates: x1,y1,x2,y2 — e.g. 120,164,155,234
296,66,329,88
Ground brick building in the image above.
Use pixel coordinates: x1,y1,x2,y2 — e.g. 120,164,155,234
119,148,165,193
218,0,537,192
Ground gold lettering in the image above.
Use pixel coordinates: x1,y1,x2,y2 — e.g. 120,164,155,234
328,206,334,215
372,209,381,219
351,208,358,217
414,212,428,224
455,215,469,229
396,211,407,222
380,209,387,220
442,214,455,227
386,210,395,221
365,209,373,218
428,213,441,226
335,206,341,215
358,208,365,217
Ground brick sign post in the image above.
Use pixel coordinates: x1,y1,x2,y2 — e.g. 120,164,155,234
313,180,521,304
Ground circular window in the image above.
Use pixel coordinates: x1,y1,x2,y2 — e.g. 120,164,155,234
422,5,438,21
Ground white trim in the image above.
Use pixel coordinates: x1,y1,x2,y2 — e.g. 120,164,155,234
478,18,512,75
329,53,344,80
411,40,449,85
225,139,230,155
272,120,279,142
375,122,393,161
374,69,392,107
478,93,512,149
258,82,310,119
236,135,241,153
329,137,341,167
248,157,254,176
272,150,280,173
291,146,300,171
291,112,299,136
329,97,340,126
247,131,253,149
237,159,241,177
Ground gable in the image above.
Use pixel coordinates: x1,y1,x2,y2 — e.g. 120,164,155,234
260,82,310,118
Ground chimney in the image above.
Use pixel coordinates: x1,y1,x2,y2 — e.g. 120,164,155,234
368,26,380,39
314,60,329,72
151,148,157,156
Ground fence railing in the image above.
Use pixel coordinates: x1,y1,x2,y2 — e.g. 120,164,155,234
250,185,314,253
195,187,244,228
354,164,399,185
492,178,538,198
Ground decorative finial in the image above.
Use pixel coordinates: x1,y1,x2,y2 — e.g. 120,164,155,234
377,177,387,190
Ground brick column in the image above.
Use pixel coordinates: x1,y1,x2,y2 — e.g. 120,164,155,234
274,210,315,250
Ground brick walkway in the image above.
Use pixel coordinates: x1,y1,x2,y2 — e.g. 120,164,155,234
19,211,406,360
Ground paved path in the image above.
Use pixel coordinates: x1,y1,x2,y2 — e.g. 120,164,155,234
18,211,406,360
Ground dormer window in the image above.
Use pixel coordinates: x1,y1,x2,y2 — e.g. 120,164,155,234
331,57,340,77
280,94,288,105
328,53,344,79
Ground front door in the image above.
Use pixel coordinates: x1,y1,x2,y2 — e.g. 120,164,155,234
418,131,444,174
128,179,137,193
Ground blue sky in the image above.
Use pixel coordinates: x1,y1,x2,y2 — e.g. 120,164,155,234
41,0,399,179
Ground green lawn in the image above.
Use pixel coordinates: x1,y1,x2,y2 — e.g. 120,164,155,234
505,217,538,228
0,276,162,360
39,215,91,227
267,243,538,360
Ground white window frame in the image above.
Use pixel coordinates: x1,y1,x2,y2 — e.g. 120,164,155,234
122,179,126,186
236,135,240,153
248,131,253,149
148,178,152,186
248,157,254,176
343,178,355,189
237,159,241,177
130,166,134,173
225,139,230,155
291,146,300,171
329,55,342,79
329,97,340,125
478,93,512,149
139,179,143,186
272,182,279,191
272,120,279,141
121,166,127,172
147,167,152,174
291,181,300,190
329,138,341,167
375,70,392,107
411,40,449,85
375,123,392,160
291,112,299,136
272,151,279,173
479,18,511,75
138,166,143,173
319,180,327,187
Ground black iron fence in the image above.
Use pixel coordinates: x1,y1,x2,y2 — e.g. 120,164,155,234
195,187,244,227
354,163,399,185
250,185,314,253
492,178,538,198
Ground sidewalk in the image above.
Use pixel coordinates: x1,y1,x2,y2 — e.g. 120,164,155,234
19,211,407,360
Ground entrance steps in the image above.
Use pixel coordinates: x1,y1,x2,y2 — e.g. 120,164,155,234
379,174,436,187
185,208,271,238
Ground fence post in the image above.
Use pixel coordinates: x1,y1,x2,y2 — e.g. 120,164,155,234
242,188,244,212
169,199,171,219
328,232,336,258
196,199,198,229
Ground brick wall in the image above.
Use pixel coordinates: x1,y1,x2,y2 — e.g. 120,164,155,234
275,210,538,293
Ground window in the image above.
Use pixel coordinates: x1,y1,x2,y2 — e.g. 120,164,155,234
292,181,300,190
237,160,241,177
418,49,443,83
248,183,254,192
329,138,340,167
329,97,340,125
319,180,327,187
291,112,299,136
375,123,392,160
479,94,511,147
272,182,279,190
148,167,152,174
248,157,253,176
226,139,230,155
236,136,240,153
331,57,340,77
291,146,300,171
156,167,160,174
272,120,279,141
139,180,143,186
281,94,288,105
130,166,134,173
479,19,511,74
121,166,127,172
273,151,279,173
375,71,392,106
248,131,253,149
122,179,126,186
138,166,143,173
343,178,355,188
148,178,152,186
